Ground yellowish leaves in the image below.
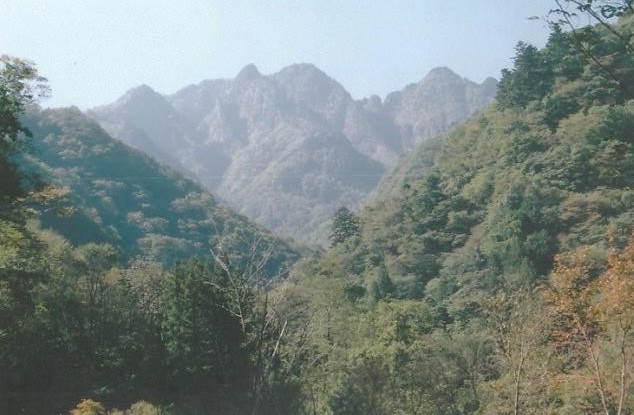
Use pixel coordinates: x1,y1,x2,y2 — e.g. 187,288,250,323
69,399,106,415
545,235,634,413
546,247,600,343
594,238,634,329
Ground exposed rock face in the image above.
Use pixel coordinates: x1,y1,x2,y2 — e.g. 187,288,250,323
384,67,498,151
88,64,496,245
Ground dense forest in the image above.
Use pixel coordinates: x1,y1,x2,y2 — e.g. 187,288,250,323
4,1,634,414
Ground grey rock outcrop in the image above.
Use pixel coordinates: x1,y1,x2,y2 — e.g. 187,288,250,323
88,64,496,245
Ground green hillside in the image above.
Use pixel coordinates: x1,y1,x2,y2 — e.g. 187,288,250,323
355,13,634,306
20,107,297,271
2,63,299,414
268,10,634,414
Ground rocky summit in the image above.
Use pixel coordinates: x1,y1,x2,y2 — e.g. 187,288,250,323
88,64,496,245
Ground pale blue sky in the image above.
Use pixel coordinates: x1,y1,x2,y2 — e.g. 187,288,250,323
2,0,556,109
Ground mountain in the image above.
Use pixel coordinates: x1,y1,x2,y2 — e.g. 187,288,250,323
8,10,634,415
88,64,496,245
369,69,498,202
19,107,297,271
278,15,634,413
383,67,498,151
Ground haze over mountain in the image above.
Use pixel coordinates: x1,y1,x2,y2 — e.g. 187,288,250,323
19,107,297,271
89,64,496,245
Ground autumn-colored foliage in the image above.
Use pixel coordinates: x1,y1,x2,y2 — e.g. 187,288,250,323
69,399,106,415
545,236,634,414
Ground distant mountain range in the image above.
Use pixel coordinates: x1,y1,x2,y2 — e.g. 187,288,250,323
88,64,497,245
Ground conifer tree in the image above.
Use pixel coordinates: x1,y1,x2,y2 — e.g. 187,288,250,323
329,207,361,247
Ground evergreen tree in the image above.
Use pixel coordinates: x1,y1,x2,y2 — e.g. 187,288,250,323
329,207,361,247
496,42,552,109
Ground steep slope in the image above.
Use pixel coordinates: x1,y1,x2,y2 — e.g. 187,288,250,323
311,14,634,310
220,130,384,242
87,85,229,187
383,67,498,152
369,134,444,203
89,64,496,245
20,107,297,271
276,15,634,413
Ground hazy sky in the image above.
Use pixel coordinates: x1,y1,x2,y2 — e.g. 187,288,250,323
2,0,556,109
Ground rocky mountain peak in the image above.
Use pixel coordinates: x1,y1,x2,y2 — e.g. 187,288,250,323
421,66,463,83
276,63,329,79
380,67,497,151
89,64,496,246
92,84,178,127
271,63,352,127
480,77,499,93
93,83,176,123
235,63,262,82
117,84,166,107
273,63,350,100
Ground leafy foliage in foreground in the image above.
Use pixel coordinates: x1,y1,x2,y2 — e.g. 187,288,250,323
0,225,290,414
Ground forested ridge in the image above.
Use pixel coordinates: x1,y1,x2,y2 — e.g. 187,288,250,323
4,1,634,414
19,106,297,271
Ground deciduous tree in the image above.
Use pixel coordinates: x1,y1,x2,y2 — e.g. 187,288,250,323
0,55,48,204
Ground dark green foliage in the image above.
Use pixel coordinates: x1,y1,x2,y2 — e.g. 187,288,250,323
0,56,48,208
161,260,246,379
0,232,277,414
368,265,395,301
323,12,634,316
328,354,392,415
498,13,634,128
329,206,361,246
481,181,559,278
326,331,492,415
277,10,634,413
0,61,294,413
0,55,48,147
497,42,553,109
18,108,297,271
